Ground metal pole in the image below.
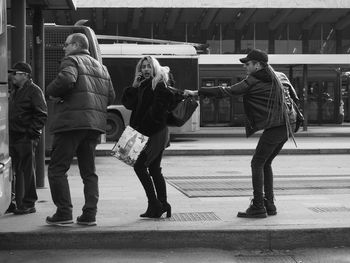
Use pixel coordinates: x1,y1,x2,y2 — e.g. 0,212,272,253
302,64,308,131
11,0,26,64
32,7,46,188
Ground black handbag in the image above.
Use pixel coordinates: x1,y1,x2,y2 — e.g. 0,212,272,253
166,86,198,127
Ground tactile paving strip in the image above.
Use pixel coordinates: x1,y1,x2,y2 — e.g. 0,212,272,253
308,206,350,213
162,212,220,221
166,175,350,197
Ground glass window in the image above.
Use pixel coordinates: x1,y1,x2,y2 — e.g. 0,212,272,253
275,24,302,54
320,24,336,54
240,23,268,52
341,24,350,53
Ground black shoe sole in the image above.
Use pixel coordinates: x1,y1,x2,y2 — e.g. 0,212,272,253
76,221,97,226
237,212,267,218
13,208,36,215
267,211,277,216
46,219,73,225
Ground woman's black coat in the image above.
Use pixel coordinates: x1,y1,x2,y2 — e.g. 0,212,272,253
122,78,175,137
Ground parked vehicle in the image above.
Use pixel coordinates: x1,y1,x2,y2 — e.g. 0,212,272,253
0,0,12,216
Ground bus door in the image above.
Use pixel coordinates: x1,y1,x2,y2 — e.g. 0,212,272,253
341,74,350,122
200,79,232,126
307,79,338,124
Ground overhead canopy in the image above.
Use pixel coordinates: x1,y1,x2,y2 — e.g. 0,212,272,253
73,0,350,9
6,0,75,9
49,8,350,32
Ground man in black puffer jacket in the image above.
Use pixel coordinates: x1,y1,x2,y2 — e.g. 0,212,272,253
46,33,115,226
8,62,47,215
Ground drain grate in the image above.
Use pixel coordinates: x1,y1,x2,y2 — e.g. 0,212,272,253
235,256,295,263
308,206,350,213
162,212,220,222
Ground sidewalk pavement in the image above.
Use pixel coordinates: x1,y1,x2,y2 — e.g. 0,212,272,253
1,125,350,251
1,156,350,250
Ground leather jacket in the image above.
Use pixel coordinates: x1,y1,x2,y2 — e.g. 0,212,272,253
9,79,47,140
199,68,291,137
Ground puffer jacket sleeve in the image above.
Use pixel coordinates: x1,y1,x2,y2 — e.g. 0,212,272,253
46,57,78,98
122,86,138,110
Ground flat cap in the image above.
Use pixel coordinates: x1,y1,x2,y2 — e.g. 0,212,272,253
8,62,32,74
239,49,268,63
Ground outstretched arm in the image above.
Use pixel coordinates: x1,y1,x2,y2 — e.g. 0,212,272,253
184,78,250,98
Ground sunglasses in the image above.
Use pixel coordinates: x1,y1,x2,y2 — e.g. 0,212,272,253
63,42,73,47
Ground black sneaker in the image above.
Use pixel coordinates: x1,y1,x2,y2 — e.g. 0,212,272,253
76,214,96,226
13,206,36,215
264,198,277,216
237,200,267,218
46,213,73,225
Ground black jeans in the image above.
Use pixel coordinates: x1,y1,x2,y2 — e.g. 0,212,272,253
48,130,100,218
10,137,39,208
251,125,288,202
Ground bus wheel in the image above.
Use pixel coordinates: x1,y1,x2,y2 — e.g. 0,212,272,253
106,112,124,141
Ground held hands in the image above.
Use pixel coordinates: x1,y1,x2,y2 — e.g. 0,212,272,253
132,73,145,88
183,90,198,97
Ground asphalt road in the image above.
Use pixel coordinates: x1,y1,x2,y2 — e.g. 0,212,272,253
1,248,350,263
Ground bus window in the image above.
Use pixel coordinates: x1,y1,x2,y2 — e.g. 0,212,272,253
200,80,216,125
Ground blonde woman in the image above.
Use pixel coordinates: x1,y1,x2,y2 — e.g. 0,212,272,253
122,56,179,218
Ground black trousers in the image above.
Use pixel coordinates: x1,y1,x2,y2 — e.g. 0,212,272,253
48,130,100,218
10,137,39,208
251,125,288,202
134,151,167,203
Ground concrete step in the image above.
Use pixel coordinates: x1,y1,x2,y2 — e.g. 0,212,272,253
1,227,349,250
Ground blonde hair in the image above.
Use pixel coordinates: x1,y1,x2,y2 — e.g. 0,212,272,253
135,56,169,90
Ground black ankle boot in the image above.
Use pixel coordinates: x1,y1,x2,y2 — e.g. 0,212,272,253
140,200,163,218
264,198,277,215
150,168,171,218
161,202,172,218
237,199,267,218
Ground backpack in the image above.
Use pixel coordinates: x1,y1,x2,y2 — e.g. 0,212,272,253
282,84,304,133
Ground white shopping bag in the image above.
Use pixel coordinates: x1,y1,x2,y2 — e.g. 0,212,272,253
111,126,149,166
